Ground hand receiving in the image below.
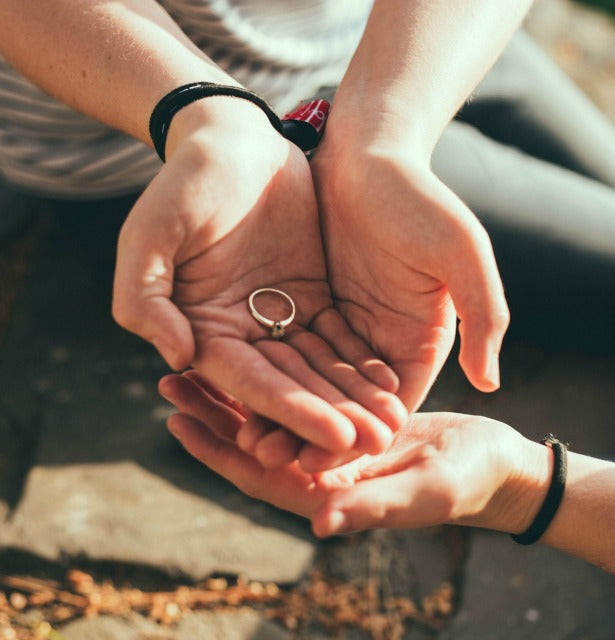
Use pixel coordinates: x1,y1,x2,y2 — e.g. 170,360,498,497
112,99,406,468
159,371,536,538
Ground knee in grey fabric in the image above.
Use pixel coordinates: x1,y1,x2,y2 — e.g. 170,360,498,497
433,120,615,260
457,30,615,187
432,120,615,351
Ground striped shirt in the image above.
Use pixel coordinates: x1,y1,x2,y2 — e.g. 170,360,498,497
0,0,372,198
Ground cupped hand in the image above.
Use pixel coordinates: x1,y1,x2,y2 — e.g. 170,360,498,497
159,370,532,537
309,132,510,414
112,100,406,463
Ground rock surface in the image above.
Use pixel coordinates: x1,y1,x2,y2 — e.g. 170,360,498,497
59,610,292,640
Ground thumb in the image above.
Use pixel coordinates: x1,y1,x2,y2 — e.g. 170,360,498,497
112,221,195,370
444,220,509,392
312,474,416,537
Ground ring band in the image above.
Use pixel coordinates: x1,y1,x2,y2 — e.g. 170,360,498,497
248,288,296,339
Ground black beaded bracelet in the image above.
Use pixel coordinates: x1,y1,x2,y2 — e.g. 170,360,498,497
149,82,324,162
511,434,568,546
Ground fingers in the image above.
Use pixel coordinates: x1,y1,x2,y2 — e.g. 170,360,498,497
238,415,349,472
236,413,276,453
167,413,322,518
312,470,453,537
443,215,509,392
254,339,395,456
254,429,303,469
287,320,408,432
159,373,244,440
236,410,306,471
159,372,357,476
246,432,364,474
309,309,400,393
113,218,194,371
298,443,361,474
195,337,358,453
234,326,405,471
166,413,267,493
182,369,247,418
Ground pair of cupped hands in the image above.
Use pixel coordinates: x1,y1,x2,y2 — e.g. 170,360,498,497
112,98,510,524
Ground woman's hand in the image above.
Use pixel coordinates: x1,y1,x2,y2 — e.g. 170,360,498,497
159,371,541,538
309,129,510,413
112,99,406,465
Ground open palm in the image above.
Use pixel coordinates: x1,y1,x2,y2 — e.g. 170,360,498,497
113,123,405,462
159,370,522,537
311,141,510,413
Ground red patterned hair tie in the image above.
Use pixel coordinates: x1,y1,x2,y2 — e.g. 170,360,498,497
281,99,330,151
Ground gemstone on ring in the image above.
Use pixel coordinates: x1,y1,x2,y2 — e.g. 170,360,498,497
248,288,296,339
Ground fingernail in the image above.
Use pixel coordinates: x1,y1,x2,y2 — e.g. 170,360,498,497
236,426,258,453
389,396,409,431
487,353,500,388
326,510,348,535
158,384,172,403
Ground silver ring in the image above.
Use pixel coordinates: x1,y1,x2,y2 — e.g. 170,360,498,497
248,288,296,339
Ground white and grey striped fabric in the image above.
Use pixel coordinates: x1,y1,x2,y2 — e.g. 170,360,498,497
0,0,372,198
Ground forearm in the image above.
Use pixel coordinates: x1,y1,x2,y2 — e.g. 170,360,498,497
490,439,615,572
540,451,615,572
0,0,242,148
330,0,534,155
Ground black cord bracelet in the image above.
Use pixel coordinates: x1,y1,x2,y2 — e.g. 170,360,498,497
149,82,284,162
511,434,568,546
149,82,323,162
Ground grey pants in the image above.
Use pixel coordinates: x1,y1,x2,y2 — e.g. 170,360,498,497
432,31,615,349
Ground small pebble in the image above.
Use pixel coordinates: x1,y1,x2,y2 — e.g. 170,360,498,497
8,593,27,611
524,607,541,623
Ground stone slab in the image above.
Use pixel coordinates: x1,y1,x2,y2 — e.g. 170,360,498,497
175,610,291,640
303,527,462,640
59,610,292,640
58,614,163,640
439,530,615,640
5,458,315,583
322,527,458,607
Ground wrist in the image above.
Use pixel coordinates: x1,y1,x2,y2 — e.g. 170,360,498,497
164,94,280,161
319,97,434,171
477,435,552,535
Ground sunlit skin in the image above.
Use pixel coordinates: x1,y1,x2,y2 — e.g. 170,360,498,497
161,371,615,573
115,105,409,461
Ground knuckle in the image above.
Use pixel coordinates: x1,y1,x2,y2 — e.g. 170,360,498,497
464,304,510,337
482,306,510,336
492,307,511,333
